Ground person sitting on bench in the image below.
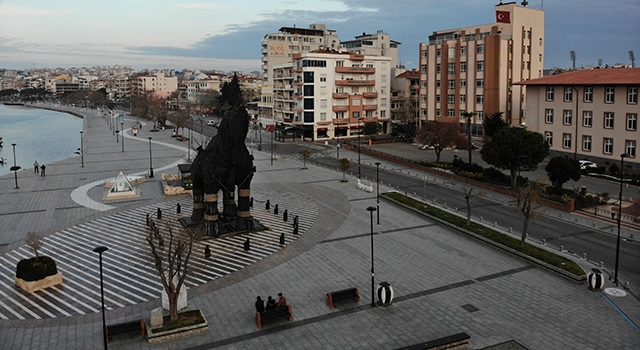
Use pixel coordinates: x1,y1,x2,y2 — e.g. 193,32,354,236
265,296,277,311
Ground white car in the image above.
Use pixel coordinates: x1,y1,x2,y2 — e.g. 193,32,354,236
579,160,597,170
206,120,216,126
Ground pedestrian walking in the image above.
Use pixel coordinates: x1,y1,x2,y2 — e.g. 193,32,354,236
34,160,39,173
254,296,265,313
277,293,287,308
40,164,46,176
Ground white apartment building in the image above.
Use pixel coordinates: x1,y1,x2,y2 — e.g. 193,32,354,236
419,2,544,134
130,72,178,95
184,76,221,103
515,67,640,170
342,31,401,70
272,49,392,141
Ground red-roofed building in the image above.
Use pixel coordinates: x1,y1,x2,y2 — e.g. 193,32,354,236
515,67,639,169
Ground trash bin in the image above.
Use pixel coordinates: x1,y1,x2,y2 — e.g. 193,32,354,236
377,281,394,305
587,268,605,291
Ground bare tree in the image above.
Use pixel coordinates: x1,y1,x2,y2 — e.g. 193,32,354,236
463,186,486,226
414,121,461,162
146,214,198,321
518,180,544,248
25,232,42,262
299,148,311,169
171,102,191,136
339,158,351,182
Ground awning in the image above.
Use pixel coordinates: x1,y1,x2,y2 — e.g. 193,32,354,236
316,128,328,132
349,125,364,129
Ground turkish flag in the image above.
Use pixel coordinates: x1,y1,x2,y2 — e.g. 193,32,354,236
496,11,511,23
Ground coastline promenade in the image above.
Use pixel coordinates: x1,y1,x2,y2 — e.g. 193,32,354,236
0,105,639,349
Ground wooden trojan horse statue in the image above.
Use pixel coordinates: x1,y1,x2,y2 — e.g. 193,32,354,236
190,102,255,236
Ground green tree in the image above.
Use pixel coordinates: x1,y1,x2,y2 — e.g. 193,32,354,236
545,156,581,194
482,111,508,138
414,121,461,162
338,158,351,182
480,127,549,189
362,122,382,139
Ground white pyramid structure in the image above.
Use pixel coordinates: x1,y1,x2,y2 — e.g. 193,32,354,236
104,171,140,200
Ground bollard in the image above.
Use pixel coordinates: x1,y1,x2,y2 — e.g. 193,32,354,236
293,222,299,235
454,207,458,212
279,232,285,245
293,215,299,227
204,245,211,258
443,203,447,208
631,233,634,241
599,261,604,268
583,253,587,260
575,218,578,223
479,216,483,222
559,214,562,219
542,239,547,245
274,204,279,215
177,203,181,214
266,199,270,210
624,282,630,290
509,227,512,233
494,222,497,227
560,245,565,252
146,213,150,227
283,209,288,222
593,223,596,228
244,238,251,251
157,208,162,219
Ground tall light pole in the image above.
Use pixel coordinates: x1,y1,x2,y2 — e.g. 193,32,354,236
357,117,362,179
120,122,124,152
92,246,109,350
572,86,579,160
375,162,381,224
10,143,20,189
148,137,154,178
366,206,377,307
614,153,629,285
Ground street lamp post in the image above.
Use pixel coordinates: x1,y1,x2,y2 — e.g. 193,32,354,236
10,143,20,189
375,162,381,224
366,206,377,307
120,122,124,152
148,137,154,178
357,118,362,179
80,131,84,167
614,153,629,285
92,246,109,350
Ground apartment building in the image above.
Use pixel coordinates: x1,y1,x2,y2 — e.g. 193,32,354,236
418,2,544,134
272,49,392,140
342,31,401,70
184,76,221,103
259,24,340,119
130,72,178,95
515,67,640,169
391,69,420,125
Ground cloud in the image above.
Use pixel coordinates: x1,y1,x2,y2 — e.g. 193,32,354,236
0,4,73,16
174,3,218,9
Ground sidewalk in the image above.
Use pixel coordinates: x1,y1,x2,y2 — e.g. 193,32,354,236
0,107,638,349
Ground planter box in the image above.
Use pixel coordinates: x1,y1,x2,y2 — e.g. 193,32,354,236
146,310,208,343
15,272,63,293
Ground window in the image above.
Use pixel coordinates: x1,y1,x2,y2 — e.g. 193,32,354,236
545,109,554,123
476,79,484,89
627,113,637,130
605,86,615,103
477,44,485,54
476,94,484,104
477,111,483,120
583,135,592,151
421,94,427,102
448,63,455,75
381,98,387,106
604,138,613,154
436,109,441,116
564,87,573,102
320,112,327,121
629,87,638,104
460,62,467,73
436,80,441,88
545,132,553,146
303,72,314,83
436,94,441,103
447,109,456,117
546,86,554,101
563,133,572,149
352,111,360,119
380,110,386,118
437,48,441,57
448,94,455,104
436,64,441,74
320,76,327,82
421,50,427,58
421,65,427,74
477,61,485,72
448,47,455,58
584,86,593,102
460,94,466,103
460,46,467,56
448,80,456,89
460,79,467,88
563,110,572,125
583,111,592,127
627,140,637,157
421,80,427,88
320,99,327,108
381,75,387,83
352,87,359,94
303,98,314,109
604,112,614,128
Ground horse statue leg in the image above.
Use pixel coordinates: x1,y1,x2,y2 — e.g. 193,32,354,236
203,181,221,237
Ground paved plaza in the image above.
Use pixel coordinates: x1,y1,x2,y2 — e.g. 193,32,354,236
0,105,639,349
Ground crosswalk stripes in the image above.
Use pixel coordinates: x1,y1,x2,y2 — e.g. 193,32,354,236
0,190,317,320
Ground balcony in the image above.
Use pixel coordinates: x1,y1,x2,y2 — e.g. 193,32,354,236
362,91,378,98
333,118,349,125
335,79,375,86
293,93,303,99
332,105,349,112
363,104,378,111
332,92,349,99
335,66,375,74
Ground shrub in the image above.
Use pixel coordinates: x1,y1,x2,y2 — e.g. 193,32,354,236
16,256,58,281
483,167,508,184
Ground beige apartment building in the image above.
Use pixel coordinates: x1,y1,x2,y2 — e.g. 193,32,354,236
272,49,392,140
515,67,640,170
419,2,544,135
259,24,340,119
130,72,178,95
342,31,401,69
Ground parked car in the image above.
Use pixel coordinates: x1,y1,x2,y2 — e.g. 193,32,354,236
579,160,597,170
206,120,215,126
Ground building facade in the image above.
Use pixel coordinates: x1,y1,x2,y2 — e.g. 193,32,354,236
418,2,544,133
272,49,392,140
515,67,640,169
130,72,178,95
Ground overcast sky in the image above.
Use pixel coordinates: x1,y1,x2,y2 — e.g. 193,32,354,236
0,0,638,72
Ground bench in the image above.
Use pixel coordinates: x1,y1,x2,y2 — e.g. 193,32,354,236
326,287,360,308
105,319,146,343
255,305,293,329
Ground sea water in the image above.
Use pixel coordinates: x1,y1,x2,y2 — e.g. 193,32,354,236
0,104,83,177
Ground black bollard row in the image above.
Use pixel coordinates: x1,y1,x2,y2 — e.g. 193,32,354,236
157,208,162,219
279,232,285,245
274,204,279,215
204,245,211,258
283,209,288,222
244,238,251,251
177,203,181,214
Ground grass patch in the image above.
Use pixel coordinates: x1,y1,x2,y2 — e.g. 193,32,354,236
155,310,205,332
383,192,584,276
